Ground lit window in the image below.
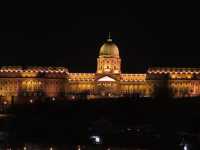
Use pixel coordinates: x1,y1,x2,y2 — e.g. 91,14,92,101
90,135,101,144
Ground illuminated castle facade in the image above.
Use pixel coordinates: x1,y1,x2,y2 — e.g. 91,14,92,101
1,36,200,103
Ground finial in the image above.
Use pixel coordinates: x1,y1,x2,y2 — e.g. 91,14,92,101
107,32,112,42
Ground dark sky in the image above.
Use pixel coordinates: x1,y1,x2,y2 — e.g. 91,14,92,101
0,3,199,73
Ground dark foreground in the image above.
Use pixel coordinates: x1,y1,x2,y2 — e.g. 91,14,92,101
1,97,200,149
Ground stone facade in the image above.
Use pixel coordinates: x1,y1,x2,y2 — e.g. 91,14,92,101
0,38,200,104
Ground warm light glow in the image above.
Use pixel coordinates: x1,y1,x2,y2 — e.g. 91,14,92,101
68,73,95,82
121,74,146,82
114,70,119,73
22,80,42,91
98,76,116,82
21,72,38,77
148,67,200,75
1,40,200,101
170,73,192,79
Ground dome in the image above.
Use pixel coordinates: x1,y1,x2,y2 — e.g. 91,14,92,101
99,39,120,58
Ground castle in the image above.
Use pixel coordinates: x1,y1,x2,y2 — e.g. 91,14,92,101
1,36,200,104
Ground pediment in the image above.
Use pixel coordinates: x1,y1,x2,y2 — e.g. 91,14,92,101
97,76,116,82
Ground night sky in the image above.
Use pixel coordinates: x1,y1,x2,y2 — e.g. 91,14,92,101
0,3,199,73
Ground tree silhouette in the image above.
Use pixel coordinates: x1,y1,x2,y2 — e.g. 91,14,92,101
152,75,174,100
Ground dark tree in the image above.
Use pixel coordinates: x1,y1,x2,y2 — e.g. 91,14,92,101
152,75,174,101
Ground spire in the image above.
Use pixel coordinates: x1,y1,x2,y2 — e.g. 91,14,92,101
107,32,112,42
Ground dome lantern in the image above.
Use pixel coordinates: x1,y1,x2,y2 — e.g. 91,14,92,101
107,32,112,42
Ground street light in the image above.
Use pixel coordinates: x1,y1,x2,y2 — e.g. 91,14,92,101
29,99,33,103
183,144,189,150
90,135,102,144
52,97,56,101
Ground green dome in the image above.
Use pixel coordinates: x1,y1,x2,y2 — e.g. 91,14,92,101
99,39,119,58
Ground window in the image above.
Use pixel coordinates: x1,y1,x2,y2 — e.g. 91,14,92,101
34,93,37,96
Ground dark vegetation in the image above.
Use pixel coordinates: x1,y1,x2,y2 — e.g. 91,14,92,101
2,96,200,149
